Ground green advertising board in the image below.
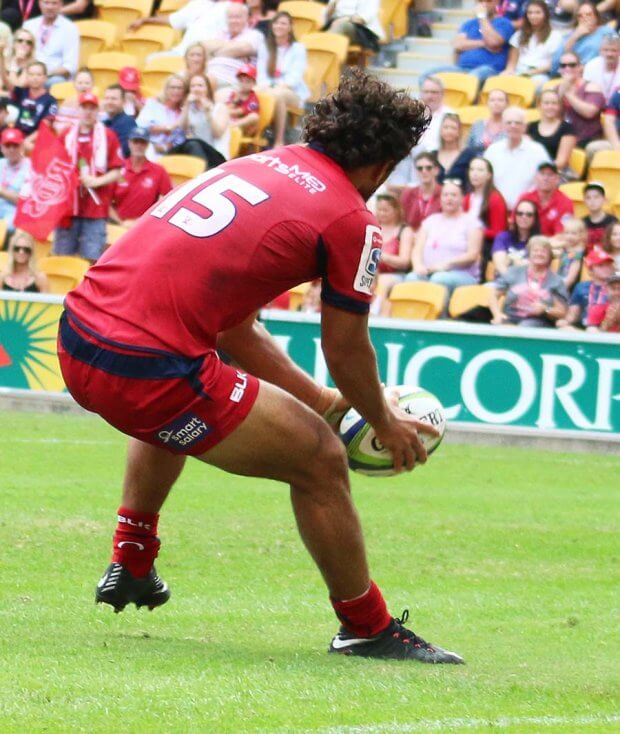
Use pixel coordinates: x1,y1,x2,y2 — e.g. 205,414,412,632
1,293,619,438
262,310,620,437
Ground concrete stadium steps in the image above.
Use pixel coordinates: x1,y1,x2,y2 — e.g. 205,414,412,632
435,7,476,26
426,23,460,41
396,52,445,74
404,37,453,57
369,66,420,93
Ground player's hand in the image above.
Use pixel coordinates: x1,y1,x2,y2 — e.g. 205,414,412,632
374,392,439,473
315,387,350,429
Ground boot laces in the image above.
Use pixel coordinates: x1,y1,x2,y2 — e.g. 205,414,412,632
392,609,434,651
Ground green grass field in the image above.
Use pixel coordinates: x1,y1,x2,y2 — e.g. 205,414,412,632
1,411,619,733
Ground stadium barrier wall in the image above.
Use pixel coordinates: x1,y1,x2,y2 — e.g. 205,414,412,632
1,293,619,443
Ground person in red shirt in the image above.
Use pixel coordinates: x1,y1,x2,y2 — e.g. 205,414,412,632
57,69,464,665
399,151,442,230
226,64,260,137
110,127,173,227
53,92,123,262
516,161,574,236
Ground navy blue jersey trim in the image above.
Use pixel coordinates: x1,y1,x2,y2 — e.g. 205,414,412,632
60,312,211,398
321,281,370,314
65,309,183,359
316,235,327,278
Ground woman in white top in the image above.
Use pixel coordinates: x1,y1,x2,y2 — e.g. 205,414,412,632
136,74,187,157
178,73,230,167
504,0,562,87
257,12,309,147
324,0,384,51
0,27,35,91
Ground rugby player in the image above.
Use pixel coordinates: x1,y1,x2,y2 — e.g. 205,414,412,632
58,68,464,663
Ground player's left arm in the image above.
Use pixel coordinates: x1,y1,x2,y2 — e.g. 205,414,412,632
217,313,346,420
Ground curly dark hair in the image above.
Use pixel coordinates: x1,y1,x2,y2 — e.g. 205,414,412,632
302,68,431,170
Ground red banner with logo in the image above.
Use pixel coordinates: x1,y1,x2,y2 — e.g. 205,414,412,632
14,123,78,241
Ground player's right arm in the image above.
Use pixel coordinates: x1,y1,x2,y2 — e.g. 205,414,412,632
321,304,435,472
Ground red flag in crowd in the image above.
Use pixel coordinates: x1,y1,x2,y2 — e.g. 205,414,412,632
14,123,78,241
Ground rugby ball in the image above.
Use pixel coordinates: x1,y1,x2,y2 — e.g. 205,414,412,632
338,386,446,476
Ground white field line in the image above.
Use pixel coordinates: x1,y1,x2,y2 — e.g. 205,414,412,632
290,714,620,733
12,438,119,445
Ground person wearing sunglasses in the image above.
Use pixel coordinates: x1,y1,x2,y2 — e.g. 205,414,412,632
551,1,614,75
1,230,48,292
491,198,540,275
556,50,606,154
400,151,442,230
0,28,36,90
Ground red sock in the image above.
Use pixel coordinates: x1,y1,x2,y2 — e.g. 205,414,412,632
330,581,392,637
111,506,160,578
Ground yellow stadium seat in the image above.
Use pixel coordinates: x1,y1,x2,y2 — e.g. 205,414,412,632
569,147,586,178
559,182,588,218
301,32,349,102
229,125,242,159
434,72,478,108
75,20,117,65
480,75,536,108
159,154,206,186
141,54,185,89
588,150,620,201
542,77,561,92
0,251,8,272
158,0,186,16
0,220,7,249
288,282,311,310
39,256,90,294
121,26,177,67
240,90,276,153
97,0,153,39
106,223,129,247
278,1,325,38
524,108,540,123
33,238,53,261
87,51,140,89
388,282,446,320
614,193,620,220
448,285,491,318
455,105,488,141
379,0,408,41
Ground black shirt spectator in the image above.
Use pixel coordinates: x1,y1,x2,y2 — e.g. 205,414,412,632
527,119,574,161
12,85,57,136
1,0,41,31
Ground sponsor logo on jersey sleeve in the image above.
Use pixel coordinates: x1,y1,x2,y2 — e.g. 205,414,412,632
353,225,382,295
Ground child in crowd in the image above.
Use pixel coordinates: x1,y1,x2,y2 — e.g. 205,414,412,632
603,221,620,270
582,182,617,252
226,65,260,138
598,272,620,333
557,247,615,330
553,216,586,291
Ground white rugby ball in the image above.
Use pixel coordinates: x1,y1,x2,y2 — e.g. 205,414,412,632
338,386,446,476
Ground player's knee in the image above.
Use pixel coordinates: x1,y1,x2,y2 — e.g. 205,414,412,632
299,420,349,489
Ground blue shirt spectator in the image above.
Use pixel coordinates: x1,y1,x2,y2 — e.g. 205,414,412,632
497,0,528,25
551,3,615,75
12,84,58,137
458,15,514,73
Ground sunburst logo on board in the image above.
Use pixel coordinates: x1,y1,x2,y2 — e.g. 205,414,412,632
0,299,65,391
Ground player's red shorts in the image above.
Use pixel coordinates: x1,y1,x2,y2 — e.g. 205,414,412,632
57,310,259,456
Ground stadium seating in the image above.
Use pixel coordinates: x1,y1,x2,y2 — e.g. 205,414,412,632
240,91,276,153
288,282,311,310
434,72,478,107
39,256,91,294
388,282,446,320
141,55,185,89
448,284,491,318
279,1,326,38
33,238,53,261
379,0,409,41
75,20,117,66
0,251,8,272
0,220,7,250
301,32,349,102
106,223,128,247
558,182,588,218
88,51,140,89
455,105,486,140
121,26,177,67
614,194,620,220
158,0,186,16
159,155,206,185
569,148,586,179
229,125,242,159
480,75,536,108
588,150,620,202
97,0,154,40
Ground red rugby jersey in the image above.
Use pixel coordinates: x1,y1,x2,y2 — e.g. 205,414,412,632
66,145,383,357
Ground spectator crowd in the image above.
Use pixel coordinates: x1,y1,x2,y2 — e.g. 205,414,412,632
0,0,618,332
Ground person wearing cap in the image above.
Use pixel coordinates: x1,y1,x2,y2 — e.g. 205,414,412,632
204,4,265,92
484,106,550,209
103,84,137,158
516,161,574,237
582,182,617,253
226,64,260,137
0,127,30,243
118,67,144,118
110,127,172,227
256,12,308,147
23,0,79,85
556,246,615,329
54,92,123,262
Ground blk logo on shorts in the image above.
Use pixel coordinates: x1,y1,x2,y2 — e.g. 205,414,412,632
156,413,212,450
